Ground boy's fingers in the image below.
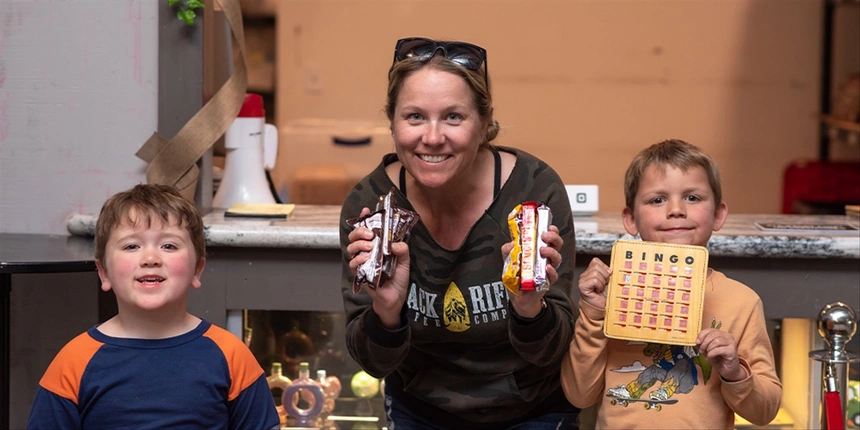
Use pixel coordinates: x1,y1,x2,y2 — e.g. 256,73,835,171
588,257,611,275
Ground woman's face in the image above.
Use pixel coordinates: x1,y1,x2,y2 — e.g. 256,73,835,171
392,67,487,190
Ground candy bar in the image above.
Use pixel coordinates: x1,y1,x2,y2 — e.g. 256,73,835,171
533,204,553,290
346,188,419,294
519,202,538,291
502,202,552,295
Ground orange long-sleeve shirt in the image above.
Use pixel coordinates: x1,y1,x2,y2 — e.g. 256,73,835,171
562,270,782,429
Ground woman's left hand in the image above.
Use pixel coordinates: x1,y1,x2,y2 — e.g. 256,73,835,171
501,225,563,318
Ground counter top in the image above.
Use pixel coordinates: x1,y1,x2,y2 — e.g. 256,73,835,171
67,207,860,258
0,233,95,274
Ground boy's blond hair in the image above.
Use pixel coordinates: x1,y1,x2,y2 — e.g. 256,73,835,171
95,184,205,266
624,139,722,210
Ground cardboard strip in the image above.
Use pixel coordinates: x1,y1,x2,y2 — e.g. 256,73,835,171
136,0,248,201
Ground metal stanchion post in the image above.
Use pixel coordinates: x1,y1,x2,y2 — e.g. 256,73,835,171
809,302,859,430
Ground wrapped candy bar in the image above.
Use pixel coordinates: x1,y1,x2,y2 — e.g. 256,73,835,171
502,202,552,295
534,204,552,288
346,188,419,294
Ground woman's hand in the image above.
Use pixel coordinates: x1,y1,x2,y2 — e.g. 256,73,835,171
538,225,564,286
346,208,375,275
501,225,564,319
347,207,411,329
579,257,610,310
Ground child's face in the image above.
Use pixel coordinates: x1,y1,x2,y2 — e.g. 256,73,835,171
96,212,205,314
622,164,727,247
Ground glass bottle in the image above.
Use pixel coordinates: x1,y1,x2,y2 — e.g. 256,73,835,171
279,321,315,376
266,362,291,426
283,362,324,428
316,369,342,414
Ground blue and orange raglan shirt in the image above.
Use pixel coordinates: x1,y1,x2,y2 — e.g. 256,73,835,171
27,320,279,429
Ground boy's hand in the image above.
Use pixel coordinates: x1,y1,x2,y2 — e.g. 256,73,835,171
579,258,610,310
696,329,746,382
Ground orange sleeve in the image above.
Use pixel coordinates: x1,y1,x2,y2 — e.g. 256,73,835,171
203,325,265,401
39,332,104,404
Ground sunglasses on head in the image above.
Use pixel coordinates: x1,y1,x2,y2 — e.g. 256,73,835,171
393,37,488,81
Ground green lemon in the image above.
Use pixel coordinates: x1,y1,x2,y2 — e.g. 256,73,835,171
350,370,380,398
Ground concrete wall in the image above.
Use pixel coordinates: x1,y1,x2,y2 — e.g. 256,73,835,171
0,0,157,235
0,1,158,427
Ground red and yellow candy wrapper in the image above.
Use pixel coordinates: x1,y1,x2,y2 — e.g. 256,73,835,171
502,202,552,295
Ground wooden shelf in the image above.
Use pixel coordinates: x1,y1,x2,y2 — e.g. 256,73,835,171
820,114,860,134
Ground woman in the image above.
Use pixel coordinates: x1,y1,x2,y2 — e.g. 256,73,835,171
340,37,579,429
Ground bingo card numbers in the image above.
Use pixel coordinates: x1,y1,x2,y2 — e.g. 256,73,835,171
604,240,709,346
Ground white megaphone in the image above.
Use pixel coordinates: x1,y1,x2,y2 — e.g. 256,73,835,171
213,93,278,208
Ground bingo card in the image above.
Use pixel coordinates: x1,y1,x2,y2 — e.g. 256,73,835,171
604,240,709,346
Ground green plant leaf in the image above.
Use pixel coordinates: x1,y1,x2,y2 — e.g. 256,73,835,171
184,9,197,25
186,0,204,10
168,0,181,7
177,9,196,26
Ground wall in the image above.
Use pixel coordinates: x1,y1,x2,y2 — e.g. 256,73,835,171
0,1,158,427
0,0,158,235
1,0,853,224
275,0,834,214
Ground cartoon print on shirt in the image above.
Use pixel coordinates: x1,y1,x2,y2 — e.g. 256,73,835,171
606,318,721,409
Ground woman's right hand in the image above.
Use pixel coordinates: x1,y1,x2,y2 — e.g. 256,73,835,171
579,257,611,310
346,207,411,329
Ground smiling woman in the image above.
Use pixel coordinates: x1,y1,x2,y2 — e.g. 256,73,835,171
338,37,580,429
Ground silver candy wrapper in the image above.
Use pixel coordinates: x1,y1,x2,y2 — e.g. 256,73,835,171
346,188,419,294
533,204,552,291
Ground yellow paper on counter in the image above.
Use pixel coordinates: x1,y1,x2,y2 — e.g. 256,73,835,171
224,203,295,219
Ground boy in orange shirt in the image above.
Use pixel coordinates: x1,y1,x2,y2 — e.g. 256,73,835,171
28,184,278,429
561,140,782,429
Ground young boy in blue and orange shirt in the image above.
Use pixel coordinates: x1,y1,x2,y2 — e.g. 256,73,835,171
28,184,278,429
